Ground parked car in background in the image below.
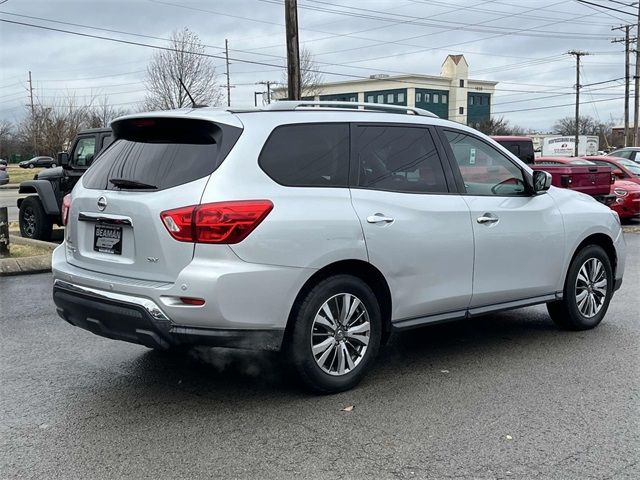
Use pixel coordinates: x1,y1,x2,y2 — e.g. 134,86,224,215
0,158,7,166
17,128,112,240
52,102,626,393
532,156,614,202
540,156,640,220
0,166,8,186
582,155,640,185
18,156,56,169
607,147,640,164
491,135,535,164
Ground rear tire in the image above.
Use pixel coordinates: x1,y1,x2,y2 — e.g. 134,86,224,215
286,275,382,394
19,196,53,241
547,245,613,331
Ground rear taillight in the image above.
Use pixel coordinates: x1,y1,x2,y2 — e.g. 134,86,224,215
62,194,71,226
160,200,273,244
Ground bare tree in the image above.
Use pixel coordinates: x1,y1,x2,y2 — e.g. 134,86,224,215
476,116,527,136
0,119,14,159
144,27,222,110
16,94,94,157
280,47,324,98
87,96,130,128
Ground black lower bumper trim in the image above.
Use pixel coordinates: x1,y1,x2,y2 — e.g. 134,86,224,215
53,285,284,351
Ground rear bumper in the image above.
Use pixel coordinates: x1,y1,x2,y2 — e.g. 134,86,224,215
53,280,284,350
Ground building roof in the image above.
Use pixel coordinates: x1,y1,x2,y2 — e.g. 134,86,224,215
445,54,465,65
272,73,497,92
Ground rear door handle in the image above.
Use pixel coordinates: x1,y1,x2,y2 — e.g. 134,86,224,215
367,214,395,224
477,214,499,224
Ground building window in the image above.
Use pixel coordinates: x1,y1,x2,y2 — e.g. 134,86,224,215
349,97,356,102
416,92,422,102
387,93,394,103
397,92,405,103
459,107,464,114
433,94,439,104
377,94,384,103
459,79,465,88
367,95,374,103
425,93,430,103
442,94,447,103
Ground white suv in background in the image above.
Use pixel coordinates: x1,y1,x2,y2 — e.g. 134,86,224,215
52,101,626,393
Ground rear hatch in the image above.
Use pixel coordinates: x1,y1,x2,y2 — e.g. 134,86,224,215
66,115,242,282
531,164,613,196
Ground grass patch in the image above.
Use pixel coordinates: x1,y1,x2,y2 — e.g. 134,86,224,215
5,165,46,184
7,243,51,258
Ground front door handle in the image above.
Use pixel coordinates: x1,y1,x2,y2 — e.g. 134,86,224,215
477,214,499,224
367,214,395,224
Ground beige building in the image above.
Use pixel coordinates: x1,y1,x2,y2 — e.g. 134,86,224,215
274,55,498,126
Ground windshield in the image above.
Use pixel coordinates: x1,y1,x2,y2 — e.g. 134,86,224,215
620,159,640,175
568,159,596,165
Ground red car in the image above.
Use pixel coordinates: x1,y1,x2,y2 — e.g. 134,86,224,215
536,157,640,220
582,155,640,185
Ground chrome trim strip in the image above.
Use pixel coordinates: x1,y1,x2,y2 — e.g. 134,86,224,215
53,279,170,322
78,212,133,226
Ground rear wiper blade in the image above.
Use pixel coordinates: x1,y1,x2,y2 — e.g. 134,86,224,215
109,178,157,189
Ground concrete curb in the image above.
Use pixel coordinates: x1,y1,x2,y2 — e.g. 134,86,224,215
0,184,19,190
0,235,56,276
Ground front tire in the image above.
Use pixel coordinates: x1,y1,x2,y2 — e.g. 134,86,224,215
19,196,53,240
286,275,382,393
28,164,34,169
547,245,613,330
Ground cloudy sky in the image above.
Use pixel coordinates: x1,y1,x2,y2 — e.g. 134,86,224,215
0,0,635,131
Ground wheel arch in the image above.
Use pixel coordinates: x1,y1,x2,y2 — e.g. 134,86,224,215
568,233,617,281
284,259,393,344
18,180,60,215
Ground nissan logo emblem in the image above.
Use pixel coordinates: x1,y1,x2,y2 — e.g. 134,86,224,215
97,196,107,211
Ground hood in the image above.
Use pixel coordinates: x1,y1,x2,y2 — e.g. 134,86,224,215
613,179,640,191
34,166,64,180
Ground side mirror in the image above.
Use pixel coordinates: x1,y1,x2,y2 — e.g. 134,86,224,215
613,169,624,178
533,170,552,193
57,152,70,168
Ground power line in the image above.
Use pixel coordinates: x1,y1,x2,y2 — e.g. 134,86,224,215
575,0,636,16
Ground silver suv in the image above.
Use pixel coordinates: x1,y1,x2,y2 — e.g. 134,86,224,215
53,101,626,393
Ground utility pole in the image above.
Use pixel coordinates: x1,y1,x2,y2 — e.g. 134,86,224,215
257,81,274,103
634,2,640,146
225,39,231,107
27,71,34,116
284,0,301,100
28,70,36,155
612,25,632,146
569,51,589,156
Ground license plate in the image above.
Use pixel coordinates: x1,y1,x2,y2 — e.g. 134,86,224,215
93,224,122,255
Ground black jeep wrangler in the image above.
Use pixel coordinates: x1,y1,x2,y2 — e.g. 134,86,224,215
18,128,113,240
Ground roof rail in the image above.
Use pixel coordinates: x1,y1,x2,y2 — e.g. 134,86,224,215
264,100,438,118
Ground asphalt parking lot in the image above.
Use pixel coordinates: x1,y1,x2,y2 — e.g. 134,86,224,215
1,235,638,480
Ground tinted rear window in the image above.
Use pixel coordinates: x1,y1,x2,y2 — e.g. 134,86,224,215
497,140,534,164
83,118,240,191
259,123,349,187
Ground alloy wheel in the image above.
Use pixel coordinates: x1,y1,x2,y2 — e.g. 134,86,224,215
23,207,36,237
575,258,608,318
311,293,370,376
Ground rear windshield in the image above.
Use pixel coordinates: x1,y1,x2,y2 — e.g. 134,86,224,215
82,118,241,191
496,140,534,165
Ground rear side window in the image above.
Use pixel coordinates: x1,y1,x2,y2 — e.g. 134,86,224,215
354,125,448,193
259,123,349,187
83,118,241,191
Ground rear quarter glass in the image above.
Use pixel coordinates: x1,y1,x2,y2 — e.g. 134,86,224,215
82,118,242,191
